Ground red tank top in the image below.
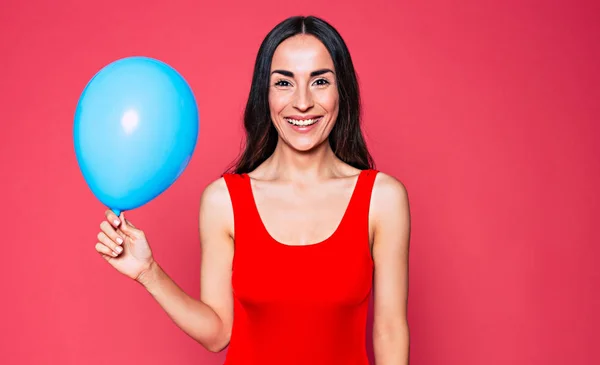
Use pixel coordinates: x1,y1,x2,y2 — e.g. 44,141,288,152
221,169,378,365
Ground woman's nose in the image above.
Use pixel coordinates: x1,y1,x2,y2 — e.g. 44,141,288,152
292,87,314,111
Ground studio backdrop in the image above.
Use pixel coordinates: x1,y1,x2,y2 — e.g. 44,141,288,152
0,0,597,364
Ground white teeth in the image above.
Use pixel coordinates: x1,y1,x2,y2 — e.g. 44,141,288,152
286,117,321,126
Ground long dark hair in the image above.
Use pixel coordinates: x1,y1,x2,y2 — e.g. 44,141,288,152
227,15,375,174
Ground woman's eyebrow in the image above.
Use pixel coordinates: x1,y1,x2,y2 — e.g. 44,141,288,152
271,68,335,77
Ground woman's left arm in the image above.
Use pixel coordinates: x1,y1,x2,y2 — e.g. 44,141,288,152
371,173,411,365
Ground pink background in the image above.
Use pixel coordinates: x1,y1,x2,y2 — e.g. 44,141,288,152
1,0,598,364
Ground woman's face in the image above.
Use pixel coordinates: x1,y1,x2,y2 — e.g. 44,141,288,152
268,34,339,152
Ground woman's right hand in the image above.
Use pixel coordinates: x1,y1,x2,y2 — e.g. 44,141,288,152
95,209,155,282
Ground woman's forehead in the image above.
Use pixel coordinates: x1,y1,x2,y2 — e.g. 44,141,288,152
271,35,334,74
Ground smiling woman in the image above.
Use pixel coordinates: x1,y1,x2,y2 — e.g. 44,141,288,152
94,15,411,365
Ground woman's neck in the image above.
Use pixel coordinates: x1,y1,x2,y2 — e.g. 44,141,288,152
254,138,344,182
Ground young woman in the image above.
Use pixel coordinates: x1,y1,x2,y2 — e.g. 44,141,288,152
95,15,411,365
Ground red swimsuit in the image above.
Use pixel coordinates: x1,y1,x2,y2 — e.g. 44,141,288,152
222,169,378,365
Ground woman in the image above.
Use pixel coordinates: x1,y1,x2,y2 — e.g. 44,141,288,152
95,15,411,365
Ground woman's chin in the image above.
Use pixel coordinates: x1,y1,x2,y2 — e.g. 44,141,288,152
285,137,328,153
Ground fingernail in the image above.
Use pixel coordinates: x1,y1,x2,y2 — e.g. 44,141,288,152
114,219,120,226
116,237,123,245
112,251,119,257
115,246,123,253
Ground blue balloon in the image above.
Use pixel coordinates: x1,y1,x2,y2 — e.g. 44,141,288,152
74,56,199,215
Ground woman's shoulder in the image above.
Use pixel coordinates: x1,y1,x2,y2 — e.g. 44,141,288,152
369,170,409,210
199,176,234,213
368,169,405,188
198,175,235,234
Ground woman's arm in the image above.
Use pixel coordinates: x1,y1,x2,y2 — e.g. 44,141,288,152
371,172,411,364
137,177,235,352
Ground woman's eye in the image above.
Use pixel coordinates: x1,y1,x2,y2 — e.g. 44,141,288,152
314,79,330,86
275,80,291,87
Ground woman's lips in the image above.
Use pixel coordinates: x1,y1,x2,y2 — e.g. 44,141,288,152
285,116,323,132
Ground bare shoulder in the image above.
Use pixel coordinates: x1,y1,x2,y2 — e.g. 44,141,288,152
200,176,231,206
370,171,410,235
199,176,234,238
370,170,411,252
371,171,410,213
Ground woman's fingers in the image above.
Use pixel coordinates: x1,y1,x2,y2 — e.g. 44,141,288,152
100,220,125,245
121,213,136,228
95,242,119,258
97,231,123,256
118,213,144,239
105,209,121,228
